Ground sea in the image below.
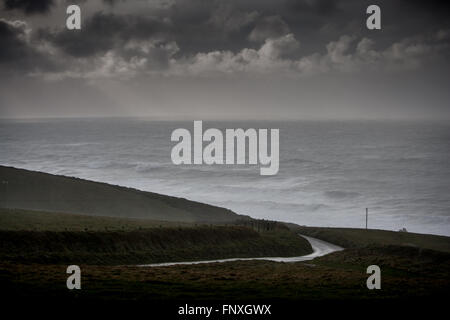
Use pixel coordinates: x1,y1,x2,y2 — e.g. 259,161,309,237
1,118,449,236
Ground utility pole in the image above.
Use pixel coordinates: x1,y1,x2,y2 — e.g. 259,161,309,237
365,208,368,229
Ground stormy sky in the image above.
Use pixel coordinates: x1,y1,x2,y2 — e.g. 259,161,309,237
0,0,449,120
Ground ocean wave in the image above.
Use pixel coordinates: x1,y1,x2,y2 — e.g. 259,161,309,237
221,177,306,191
283,158,317,165
215,199,331,212
2,119,450,236
324,190,361,199
134,162,168,173
83,160,135,170
62,142,101,147
362,154,430,161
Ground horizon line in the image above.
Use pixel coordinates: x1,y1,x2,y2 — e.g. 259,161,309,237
1,115,450,123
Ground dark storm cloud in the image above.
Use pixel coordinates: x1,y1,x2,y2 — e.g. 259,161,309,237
0,19,56,74
162,0,449,56
2,0,449,76
40,12,171,58
0,0,449,120
102,0,125,5
14,0,446,62
249,15,290,42
286,0,339,15
401,0,450,13
3,0,54,15
163,0,256,54
0,19,29,62
163,0,339,54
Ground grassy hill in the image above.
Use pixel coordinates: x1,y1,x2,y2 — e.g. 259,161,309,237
0,227,312,265
1,166,449,304
0,167,312,265
0,166,245,223
0,208,195,231
293,226,450,253
2,243,448,303
0,207,312,265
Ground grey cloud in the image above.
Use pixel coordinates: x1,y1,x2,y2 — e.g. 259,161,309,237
400,0,450,17
40,12,172,58
168,32,450,79
21,0,450,64
2,2,450,80
209,4,259,33
102,0,119,5
249,15,290,42
165,0,258,54
0,18,30,62
0,18,56,74
171,33,299,77
3,0,54,15
0,0,449,120
296,32,450,75
286,0,339,15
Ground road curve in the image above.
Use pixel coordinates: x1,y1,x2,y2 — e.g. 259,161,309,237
138,234,343,267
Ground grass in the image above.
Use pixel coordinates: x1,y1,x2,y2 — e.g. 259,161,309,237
0,228,312,265
1,212,448,302
0,210,312,265
1,247,448,302
1,165,449,304
315,245,450,275
0,207,310,265
0,165,245,222
1,206,449,303
0,208,196,232
292,226,450,253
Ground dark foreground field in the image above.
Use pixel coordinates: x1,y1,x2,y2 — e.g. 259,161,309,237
0,227,449,318
1,243,448,318
1,167,449,317
0,208,311,265
0,209,448,308
2,248,448,301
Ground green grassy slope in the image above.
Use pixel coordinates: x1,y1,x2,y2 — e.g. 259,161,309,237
316,244,450,274
2,249,448,302
0,166,245,223
0,227,312,265
0,207,312,265
293,226,450,253
0,208,195,231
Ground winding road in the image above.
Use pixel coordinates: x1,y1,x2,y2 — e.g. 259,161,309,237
138,234,343,267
